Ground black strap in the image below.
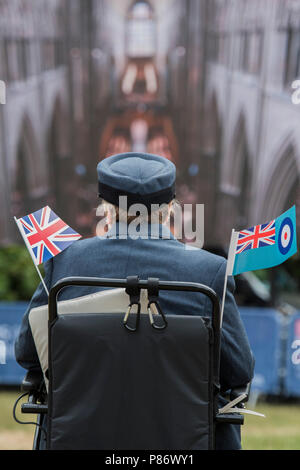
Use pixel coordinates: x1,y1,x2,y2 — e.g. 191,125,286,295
125,276,140,305
124,276,141,332
147,277,159,304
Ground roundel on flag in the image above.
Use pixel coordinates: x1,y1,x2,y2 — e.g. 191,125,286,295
278,217,294,255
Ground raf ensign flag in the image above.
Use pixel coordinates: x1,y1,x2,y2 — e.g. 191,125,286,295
220,205,297,326
227,205,297,276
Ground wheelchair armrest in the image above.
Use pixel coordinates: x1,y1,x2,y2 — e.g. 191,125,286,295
230,382,251,405
20,371,48,415
21,403,48,414
21,370,44,393
216,382,252,425
14,372,48,421
215,413,244,425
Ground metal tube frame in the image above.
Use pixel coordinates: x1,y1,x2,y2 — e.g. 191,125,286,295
48,276,221,391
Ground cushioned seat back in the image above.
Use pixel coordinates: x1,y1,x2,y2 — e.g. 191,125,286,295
48,312,214,450
29,288,150,383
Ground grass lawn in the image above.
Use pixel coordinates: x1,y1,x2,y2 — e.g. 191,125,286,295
0,391,299,450
0,390,35,450
242,402,300,450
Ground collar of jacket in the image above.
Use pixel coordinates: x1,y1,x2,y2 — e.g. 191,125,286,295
103,221,175,240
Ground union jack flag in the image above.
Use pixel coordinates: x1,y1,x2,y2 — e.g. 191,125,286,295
236,220,276,255
17,206,82,265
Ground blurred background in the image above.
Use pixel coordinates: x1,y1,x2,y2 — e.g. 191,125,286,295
0,0,300,450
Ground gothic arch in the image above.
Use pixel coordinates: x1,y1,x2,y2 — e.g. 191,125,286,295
262,138,299,221
203,92,222,159
229,113,251,187
228,112,252,229
47,96,71,216
203,92,224,240
128,0,154,18
12,114,41,217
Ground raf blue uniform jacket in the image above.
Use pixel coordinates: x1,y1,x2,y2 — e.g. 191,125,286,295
15,223,254,450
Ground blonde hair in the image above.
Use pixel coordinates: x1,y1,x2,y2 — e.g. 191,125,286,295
97,198,181,226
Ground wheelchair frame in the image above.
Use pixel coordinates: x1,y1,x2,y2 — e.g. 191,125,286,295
17,276,250,450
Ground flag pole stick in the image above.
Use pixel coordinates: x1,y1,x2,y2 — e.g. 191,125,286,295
220,229,238,327
14,216,49,296
220,272,229,328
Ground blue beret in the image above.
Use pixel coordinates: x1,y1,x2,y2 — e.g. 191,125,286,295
97,153,176,208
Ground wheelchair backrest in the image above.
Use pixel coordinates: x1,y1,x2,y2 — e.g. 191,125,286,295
46,276,221,450
29,287,150,385
48,312,214,450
